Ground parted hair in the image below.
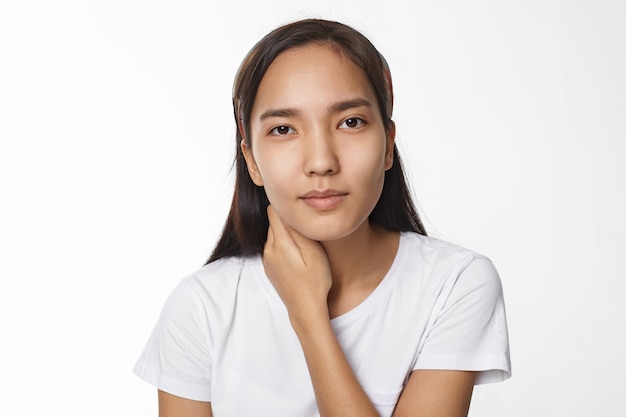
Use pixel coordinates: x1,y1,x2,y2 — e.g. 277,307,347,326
207,19,425,264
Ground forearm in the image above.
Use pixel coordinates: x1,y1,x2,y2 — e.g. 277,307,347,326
262,206,379,415
291,313,380,417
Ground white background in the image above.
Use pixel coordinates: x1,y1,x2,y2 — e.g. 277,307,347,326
1,0,624,416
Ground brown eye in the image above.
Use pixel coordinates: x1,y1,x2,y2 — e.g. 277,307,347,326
339,118,365,129
270,125,295,135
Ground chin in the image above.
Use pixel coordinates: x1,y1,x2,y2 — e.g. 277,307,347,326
300,230,351,243
289,218,368,243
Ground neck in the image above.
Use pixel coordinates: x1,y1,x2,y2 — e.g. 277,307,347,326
321,221,399,288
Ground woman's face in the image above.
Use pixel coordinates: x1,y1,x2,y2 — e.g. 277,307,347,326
243,43,394,242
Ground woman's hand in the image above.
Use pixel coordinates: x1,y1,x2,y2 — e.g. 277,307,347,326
262,206,475,417
262,205,333,327
262,206,379,416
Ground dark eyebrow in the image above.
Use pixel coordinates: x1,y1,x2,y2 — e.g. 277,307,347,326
259,108,301,121
258,98,372,122
329,98,372,113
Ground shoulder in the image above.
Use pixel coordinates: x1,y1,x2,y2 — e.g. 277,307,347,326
399,232,491,271
397,232,501,293
182,255,258,291
162,255,261,316
395,234,510,383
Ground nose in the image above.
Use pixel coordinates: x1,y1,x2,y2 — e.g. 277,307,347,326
303,129,339,176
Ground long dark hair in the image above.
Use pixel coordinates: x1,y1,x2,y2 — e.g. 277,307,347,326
207,19,425,264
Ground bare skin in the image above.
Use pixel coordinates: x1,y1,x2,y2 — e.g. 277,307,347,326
158,390,212,417
158,43,476,416
158,207,475,417
260,205,475,417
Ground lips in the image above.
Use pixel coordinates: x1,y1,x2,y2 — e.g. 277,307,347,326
300,189,348,210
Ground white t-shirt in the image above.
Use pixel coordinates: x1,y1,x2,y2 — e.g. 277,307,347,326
134,232,511,416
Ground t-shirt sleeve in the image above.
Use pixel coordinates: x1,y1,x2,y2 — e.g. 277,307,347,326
133,277,213,401
414,256,511,384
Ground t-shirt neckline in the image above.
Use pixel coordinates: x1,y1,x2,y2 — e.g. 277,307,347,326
252,232,408,329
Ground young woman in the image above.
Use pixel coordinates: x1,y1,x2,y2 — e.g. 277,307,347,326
134,18,511,417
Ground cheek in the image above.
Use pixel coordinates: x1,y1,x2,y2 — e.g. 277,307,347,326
255,152,296,200
345,145,387,183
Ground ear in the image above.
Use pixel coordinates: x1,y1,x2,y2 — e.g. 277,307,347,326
241,141,264,186
384,121,396,170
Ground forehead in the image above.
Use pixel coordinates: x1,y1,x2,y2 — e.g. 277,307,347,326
269,42,354,70
251,43,377,113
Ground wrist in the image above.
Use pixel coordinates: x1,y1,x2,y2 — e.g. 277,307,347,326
288,306,331,337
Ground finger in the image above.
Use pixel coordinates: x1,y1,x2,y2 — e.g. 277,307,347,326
281,221,314,249
267,208,323,264
266,205,296,246
266,205,310,263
